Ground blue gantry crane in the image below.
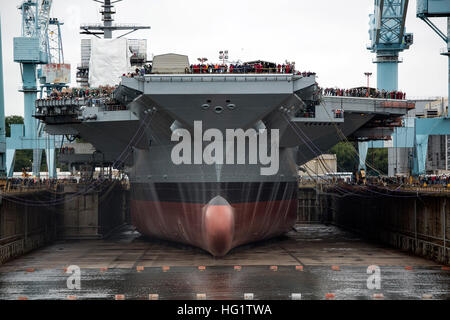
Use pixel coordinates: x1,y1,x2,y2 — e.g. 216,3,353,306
8,0,65,178
0,16,7,175
417,0,450,103
359,0,413,173
412,0,450,175
368,0,413,91
362,0,450,176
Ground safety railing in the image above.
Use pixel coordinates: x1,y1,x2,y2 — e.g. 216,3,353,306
0,239,25,264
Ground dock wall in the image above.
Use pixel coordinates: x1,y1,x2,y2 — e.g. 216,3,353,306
299,186,450,265
58,182,128,239
0,191,57,264
0,182,128,264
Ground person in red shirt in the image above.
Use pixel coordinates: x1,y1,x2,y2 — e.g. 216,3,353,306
285,64,291,74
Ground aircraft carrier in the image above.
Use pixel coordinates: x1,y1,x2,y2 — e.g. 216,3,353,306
3,0,450,307
34,0,414,257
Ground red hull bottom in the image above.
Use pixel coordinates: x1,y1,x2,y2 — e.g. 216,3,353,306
131,198,297,256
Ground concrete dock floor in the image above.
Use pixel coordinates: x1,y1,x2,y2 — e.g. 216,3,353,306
0,224,449,300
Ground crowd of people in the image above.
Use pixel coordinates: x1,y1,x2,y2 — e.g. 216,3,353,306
365,175,410,186
322,87,407,100
335,174,450,188
47,86,118,100
3,177,65,192
80,60,316,78
124,65,153,78
418,175,450,187
122,62,317,77
6,178,63,188
188,62,301,74
2,177,123,192
36,85,126,114
361,175,450,190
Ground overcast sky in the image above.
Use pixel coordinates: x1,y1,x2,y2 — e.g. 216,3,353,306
0,0,448,116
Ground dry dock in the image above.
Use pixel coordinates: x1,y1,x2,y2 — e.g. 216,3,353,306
0,224,448,300
0,183,450,300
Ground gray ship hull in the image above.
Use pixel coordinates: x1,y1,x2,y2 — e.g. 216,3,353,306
40,74,412,256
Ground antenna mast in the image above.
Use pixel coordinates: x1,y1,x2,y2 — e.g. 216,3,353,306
80,0,150,39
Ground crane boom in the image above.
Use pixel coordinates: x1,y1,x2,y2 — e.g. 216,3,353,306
371,0,410,47
38,0,53,55
368,0,413,91
19,1,37,38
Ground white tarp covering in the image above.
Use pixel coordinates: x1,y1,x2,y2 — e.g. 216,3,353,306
89,38,131,87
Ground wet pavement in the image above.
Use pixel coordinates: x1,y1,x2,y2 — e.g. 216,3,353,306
0,224,449,300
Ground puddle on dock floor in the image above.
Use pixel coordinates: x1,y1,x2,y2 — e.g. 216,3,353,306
0,225,449,300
